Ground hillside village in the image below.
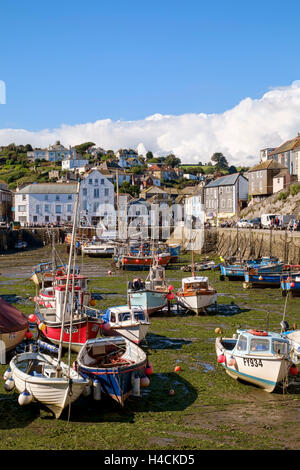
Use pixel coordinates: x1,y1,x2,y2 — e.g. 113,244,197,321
0,136,299,227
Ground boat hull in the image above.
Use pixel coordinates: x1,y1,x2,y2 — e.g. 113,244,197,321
10,352,87,418
36,315,101,352
176,292,217,314
101,322,149,344
128,290,168,315
121,254,171,271
216,340,289,392
0,328,28,352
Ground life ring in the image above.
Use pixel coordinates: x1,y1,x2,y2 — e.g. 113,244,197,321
249,329,268,337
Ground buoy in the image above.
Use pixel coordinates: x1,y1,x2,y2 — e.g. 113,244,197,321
103,322,111,331
217,354,226,364
140,376,150,387
132,376,141,396
291,282,295,288
166,292,175,300
18,389,33,406
290,364,298,376
215,327,222,335
25,331,33,339
38,323,46,332
227,356,236,367
3,367,12,380
82,384,91,397
4,377,15,391
90,299,96,307
46,303,51,308
145,362,153,376
107,270,112,276
174,366,181,372
168,285,174,291
28,314,37,323
93,379,101,401
169,389,175,396
259,276,263,281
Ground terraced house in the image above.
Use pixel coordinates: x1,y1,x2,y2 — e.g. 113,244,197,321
14,169,114,226
204,173,248,220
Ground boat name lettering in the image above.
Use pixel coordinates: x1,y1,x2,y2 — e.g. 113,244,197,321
243,358,263,367
64,326,78,334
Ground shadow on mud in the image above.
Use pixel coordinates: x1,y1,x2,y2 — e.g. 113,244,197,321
145,332,192,350
64,372,198,423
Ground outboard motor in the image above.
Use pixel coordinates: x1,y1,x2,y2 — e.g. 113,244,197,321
280,320,290,332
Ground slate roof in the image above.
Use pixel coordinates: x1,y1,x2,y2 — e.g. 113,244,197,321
17,183,77,194
248,159,287,173
204,173,242,188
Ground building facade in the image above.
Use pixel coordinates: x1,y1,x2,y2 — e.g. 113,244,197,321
27,141,77,162
204,173,248,219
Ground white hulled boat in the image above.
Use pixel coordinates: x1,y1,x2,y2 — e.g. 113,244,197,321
175,276,217,314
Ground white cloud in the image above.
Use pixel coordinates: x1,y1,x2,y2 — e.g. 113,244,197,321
1,81,300,166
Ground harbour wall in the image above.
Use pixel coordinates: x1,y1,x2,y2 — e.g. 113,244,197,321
201,228,300,264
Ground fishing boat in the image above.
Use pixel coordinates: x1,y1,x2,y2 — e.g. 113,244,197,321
244,265,300,288
220,257,282,281
100,305,149,344
175,276,217,314
81,241,116,257
0,297,28,352
166,243,181,262
281,275,300,296
35,273,90,309
76,336,147,405
8,351,88,418
5,180,89,418
215,328,291,392
127,264,170,315
120,252,171,271
35,284,102,352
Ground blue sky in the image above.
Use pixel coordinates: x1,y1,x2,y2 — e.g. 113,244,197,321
1,0,300,132
0,0,300,130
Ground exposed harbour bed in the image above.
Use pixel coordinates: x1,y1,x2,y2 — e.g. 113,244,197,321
0,244,300,450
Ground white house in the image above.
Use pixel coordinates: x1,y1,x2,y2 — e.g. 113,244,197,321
79,169,115,226
62,157,89,171
14,170,115,227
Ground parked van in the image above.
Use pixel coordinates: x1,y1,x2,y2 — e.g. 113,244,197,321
261,214,278,229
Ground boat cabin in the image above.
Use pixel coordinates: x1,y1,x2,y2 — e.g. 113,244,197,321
233,330,289,356
103,305,147,324
54,274,88,291
181,276,210,292
145,265,166,291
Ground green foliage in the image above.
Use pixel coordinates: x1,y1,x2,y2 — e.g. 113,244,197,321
74,142,95,154
290,184,300,196
277,191,288,201
119,181,139,197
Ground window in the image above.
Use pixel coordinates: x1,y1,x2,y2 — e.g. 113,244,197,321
82,200,87,210
236,335,247,351
83,188,87,196
44,195,48,201
93,202,99,212
45,216,49,222
250,338,269,353
67,204,72,212
33,216,37,222
56,205,62,214
68,195,72,200
22,195,26,201
221,199,225,208
226,186,230,193
18,205,26,212
36,205,40,214
94,179,98,185
101,179,104,185
45,205,49,213
56,195,60,201
89,179,93,184
94,188,100,198
273,340,288,355
104,188,109,197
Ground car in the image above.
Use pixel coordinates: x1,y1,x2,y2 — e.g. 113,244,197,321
236,219,249,228
247,218,261,229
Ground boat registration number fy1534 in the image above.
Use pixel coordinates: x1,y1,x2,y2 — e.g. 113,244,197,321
243,358,263,367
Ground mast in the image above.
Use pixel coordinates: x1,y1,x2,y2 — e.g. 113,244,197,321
56,179,81,372
116,169,120,240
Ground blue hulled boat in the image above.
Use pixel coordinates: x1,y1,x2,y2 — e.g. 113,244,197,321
220,257,282,281
281,275,300,296
77,337,147,405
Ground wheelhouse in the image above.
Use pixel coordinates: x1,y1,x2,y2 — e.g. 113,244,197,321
235,330,289,356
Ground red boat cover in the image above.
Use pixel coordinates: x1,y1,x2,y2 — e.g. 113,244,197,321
0,297,28,333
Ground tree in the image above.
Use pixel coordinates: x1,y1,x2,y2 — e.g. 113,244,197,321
211,152,229,171
228,165,237,174
165,154,181,168
146,151,154,160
